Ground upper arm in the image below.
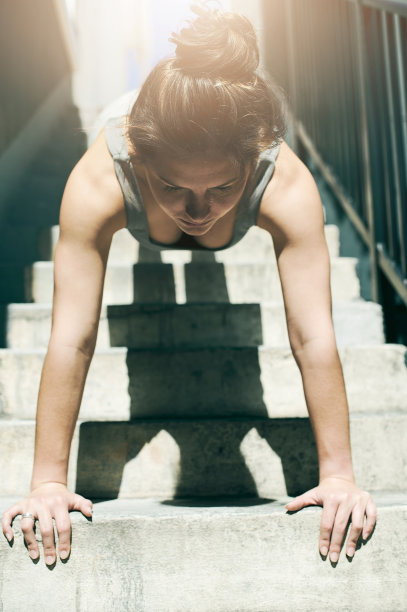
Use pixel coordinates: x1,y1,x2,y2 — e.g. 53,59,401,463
50,141,125,353
258,142,334,351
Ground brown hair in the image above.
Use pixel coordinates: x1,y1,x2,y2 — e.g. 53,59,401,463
125,3,286,168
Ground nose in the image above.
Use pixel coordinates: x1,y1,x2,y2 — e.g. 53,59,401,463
185,191,210,221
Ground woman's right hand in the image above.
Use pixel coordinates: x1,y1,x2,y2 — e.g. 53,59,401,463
1,482,93,564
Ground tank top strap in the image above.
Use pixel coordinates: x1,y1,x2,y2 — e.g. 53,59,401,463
104,116,147,236
232,141,281,243
250,142,281,205
104,116,131,161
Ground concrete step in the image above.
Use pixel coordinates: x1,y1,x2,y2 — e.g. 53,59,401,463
4,300,384,350
0,493,406,612
0,345,405,421
0,412,406,497
49,224,340,263
29,257,360,304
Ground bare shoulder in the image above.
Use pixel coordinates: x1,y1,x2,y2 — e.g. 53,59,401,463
60,127,126,240
258,140,324,241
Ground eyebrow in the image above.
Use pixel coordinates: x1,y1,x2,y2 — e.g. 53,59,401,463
157,174,241,188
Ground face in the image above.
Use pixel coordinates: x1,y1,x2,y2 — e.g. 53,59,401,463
143,153,250,236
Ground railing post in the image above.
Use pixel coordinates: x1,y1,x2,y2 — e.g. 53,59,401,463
391,13,407,278
353,0,380,302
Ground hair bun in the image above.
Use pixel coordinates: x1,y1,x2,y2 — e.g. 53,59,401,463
170,4,259,80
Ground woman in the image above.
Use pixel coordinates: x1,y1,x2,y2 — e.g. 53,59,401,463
2,5,376,565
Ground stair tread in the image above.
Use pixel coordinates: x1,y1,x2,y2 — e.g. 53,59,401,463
0,493,406,612
0,413,406,498
27,256,361,304
1,491,406,517
0,344,404,421
4,299,385,349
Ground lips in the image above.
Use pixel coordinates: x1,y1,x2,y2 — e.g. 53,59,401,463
177,218,213,227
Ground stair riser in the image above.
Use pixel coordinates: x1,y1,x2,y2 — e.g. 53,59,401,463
5,301,384,349
50,224,341,263
1,502,405,612
0,346,405,421
30,258,360,304
0,415,406,497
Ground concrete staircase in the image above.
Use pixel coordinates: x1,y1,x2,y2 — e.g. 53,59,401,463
1,221,407,611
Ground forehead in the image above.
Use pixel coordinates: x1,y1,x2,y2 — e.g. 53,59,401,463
148,153,243,185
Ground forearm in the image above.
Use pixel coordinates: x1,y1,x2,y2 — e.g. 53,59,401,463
293,339,355,482
30,342,94,490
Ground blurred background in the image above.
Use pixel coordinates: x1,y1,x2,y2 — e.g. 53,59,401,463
69,0,265,131
0,0,406,341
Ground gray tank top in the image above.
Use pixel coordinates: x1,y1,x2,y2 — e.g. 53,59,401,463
104,115,280,252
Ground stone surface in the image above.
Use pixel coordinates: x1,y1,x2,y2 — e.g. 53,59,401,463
2,208,407,611
0,494,406,611
4,299,384,350
0,412,406,497
0,345,405,421
29,257,360,304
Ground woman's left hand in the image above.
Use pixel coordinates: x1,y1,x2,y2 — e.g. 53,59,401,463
285,477,377,562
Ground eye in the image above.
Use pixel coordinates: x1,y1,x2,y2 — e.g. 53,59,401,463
215,185,233,192
163,185,181,192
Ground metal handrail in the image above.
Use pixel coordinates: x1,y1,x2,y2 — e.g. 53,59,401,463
358,0,407,17
266,0,407,339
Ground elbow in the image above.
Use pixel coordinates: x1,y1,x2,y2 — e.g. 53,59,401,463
48,329,98,360
289,326,339,369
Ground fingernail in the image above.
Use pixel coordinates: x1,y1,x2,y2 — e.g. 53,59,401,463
330,552,339,563
347,547,355,558
320,546,328,556
5,533,12,542
60,550,69,559
46,555,54,565
29,550,39,559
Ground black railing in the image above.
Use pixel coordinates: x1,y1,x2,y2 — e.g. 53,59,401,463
263,0,407,341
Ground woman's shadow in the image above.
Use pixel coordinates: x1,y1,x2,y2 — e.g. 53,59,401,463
75,246,318,505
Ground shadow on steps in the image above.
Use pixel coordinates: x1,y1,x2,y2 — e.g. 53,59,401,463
75,250,318,503
75,417,318,502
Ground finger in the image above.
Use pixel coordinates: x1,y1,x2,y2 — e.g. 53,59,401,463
319,501,338,557
53,508,72,560
362,497,377,540
36,508,57,565
20,512,40,560
70,494,93,518
285,488,318,512
329,502,353,562
345,499,366,558
2,503,23,542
